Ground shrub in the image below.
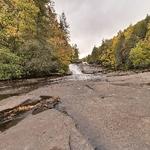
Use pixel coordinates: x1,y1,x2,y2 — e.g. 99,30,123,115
129,41,150,68
0,47,23,80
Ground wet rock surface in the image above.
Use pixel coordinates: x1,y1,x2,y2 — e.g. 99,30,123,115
0,70,150,150
79,64,104,74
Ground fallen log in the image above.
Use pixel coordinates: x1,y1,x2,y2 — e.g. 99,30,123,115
0,96,60,130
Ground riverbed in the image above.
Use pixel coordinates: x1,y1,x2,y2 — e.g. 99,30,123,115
0,65,150,150
0,64,103,101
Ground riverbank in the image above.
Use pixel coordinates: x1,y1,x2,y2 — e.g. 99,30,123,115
0,76,65,101
79,63,150,74
0,71,149,150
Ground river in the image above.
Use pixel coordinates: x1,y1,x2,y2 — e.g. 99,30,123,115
0,65,150,150
0,64,102,101
68,64,103,80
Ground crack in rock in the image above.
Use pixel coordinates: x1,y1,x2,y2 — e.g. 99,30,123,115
0,95,60,132
85,84,95,91
55,103,96,150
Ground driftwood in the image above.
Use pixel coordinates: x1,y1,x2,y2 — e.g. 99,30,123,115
0,96,60,126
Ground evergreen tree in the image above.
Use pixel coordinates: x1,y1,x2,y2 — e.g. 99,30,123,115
72,44,79,61
114,32,126,68
0,0,74,80
60,12,70,41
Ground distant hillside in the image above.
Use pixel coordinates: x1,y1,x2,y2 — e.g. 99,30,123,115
85,15,150,70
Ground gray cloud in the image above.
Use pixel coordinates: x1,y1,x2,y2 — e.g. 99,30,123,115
54,0,150,58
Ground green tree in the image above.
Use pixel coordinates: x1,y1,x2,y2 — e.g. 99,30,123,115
129,40,150,68
0,0,74,80
60,12,70,41
72,44,79,61
88,15,150,70
0,47,23,80
113,32,126,68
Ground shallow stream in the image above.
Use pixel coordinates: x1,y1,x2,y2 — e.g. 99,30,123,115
0,64,102,101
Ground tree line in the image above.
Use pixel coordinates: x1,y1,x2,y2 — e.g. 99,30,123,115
0,0,79,80
85,15,150,70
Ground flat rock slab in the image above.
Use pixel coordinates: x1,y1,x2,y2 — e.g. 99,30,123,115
0,72,149,150
0,109,94,150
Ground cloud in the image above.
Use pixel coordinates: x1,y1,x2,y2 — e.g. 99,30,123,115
54,0,150,58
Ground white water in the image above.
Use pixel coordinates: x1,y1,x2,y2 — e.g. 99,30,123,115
68,64,103,81
69,64,83,75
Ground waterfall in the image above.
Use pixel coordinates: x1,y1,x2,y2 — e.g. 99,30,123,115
69,64,83,75
68,64,90,80
68,64,102,81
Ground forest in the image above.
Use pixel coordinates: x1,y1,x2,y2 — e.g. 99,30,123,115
0,0,79,80
85,15,150,70
1,0,149,81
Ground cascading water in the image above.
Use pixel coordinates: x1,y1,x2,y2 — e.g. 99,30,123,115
69,64,83,75
68,64,100,80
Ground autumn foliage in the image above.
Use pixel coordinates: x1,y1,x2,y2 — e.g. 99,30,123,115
86,16,150,70
0,0,77,80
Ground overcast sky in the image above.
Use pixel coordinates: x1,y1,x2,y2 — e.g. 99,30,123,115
54,0,150,58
